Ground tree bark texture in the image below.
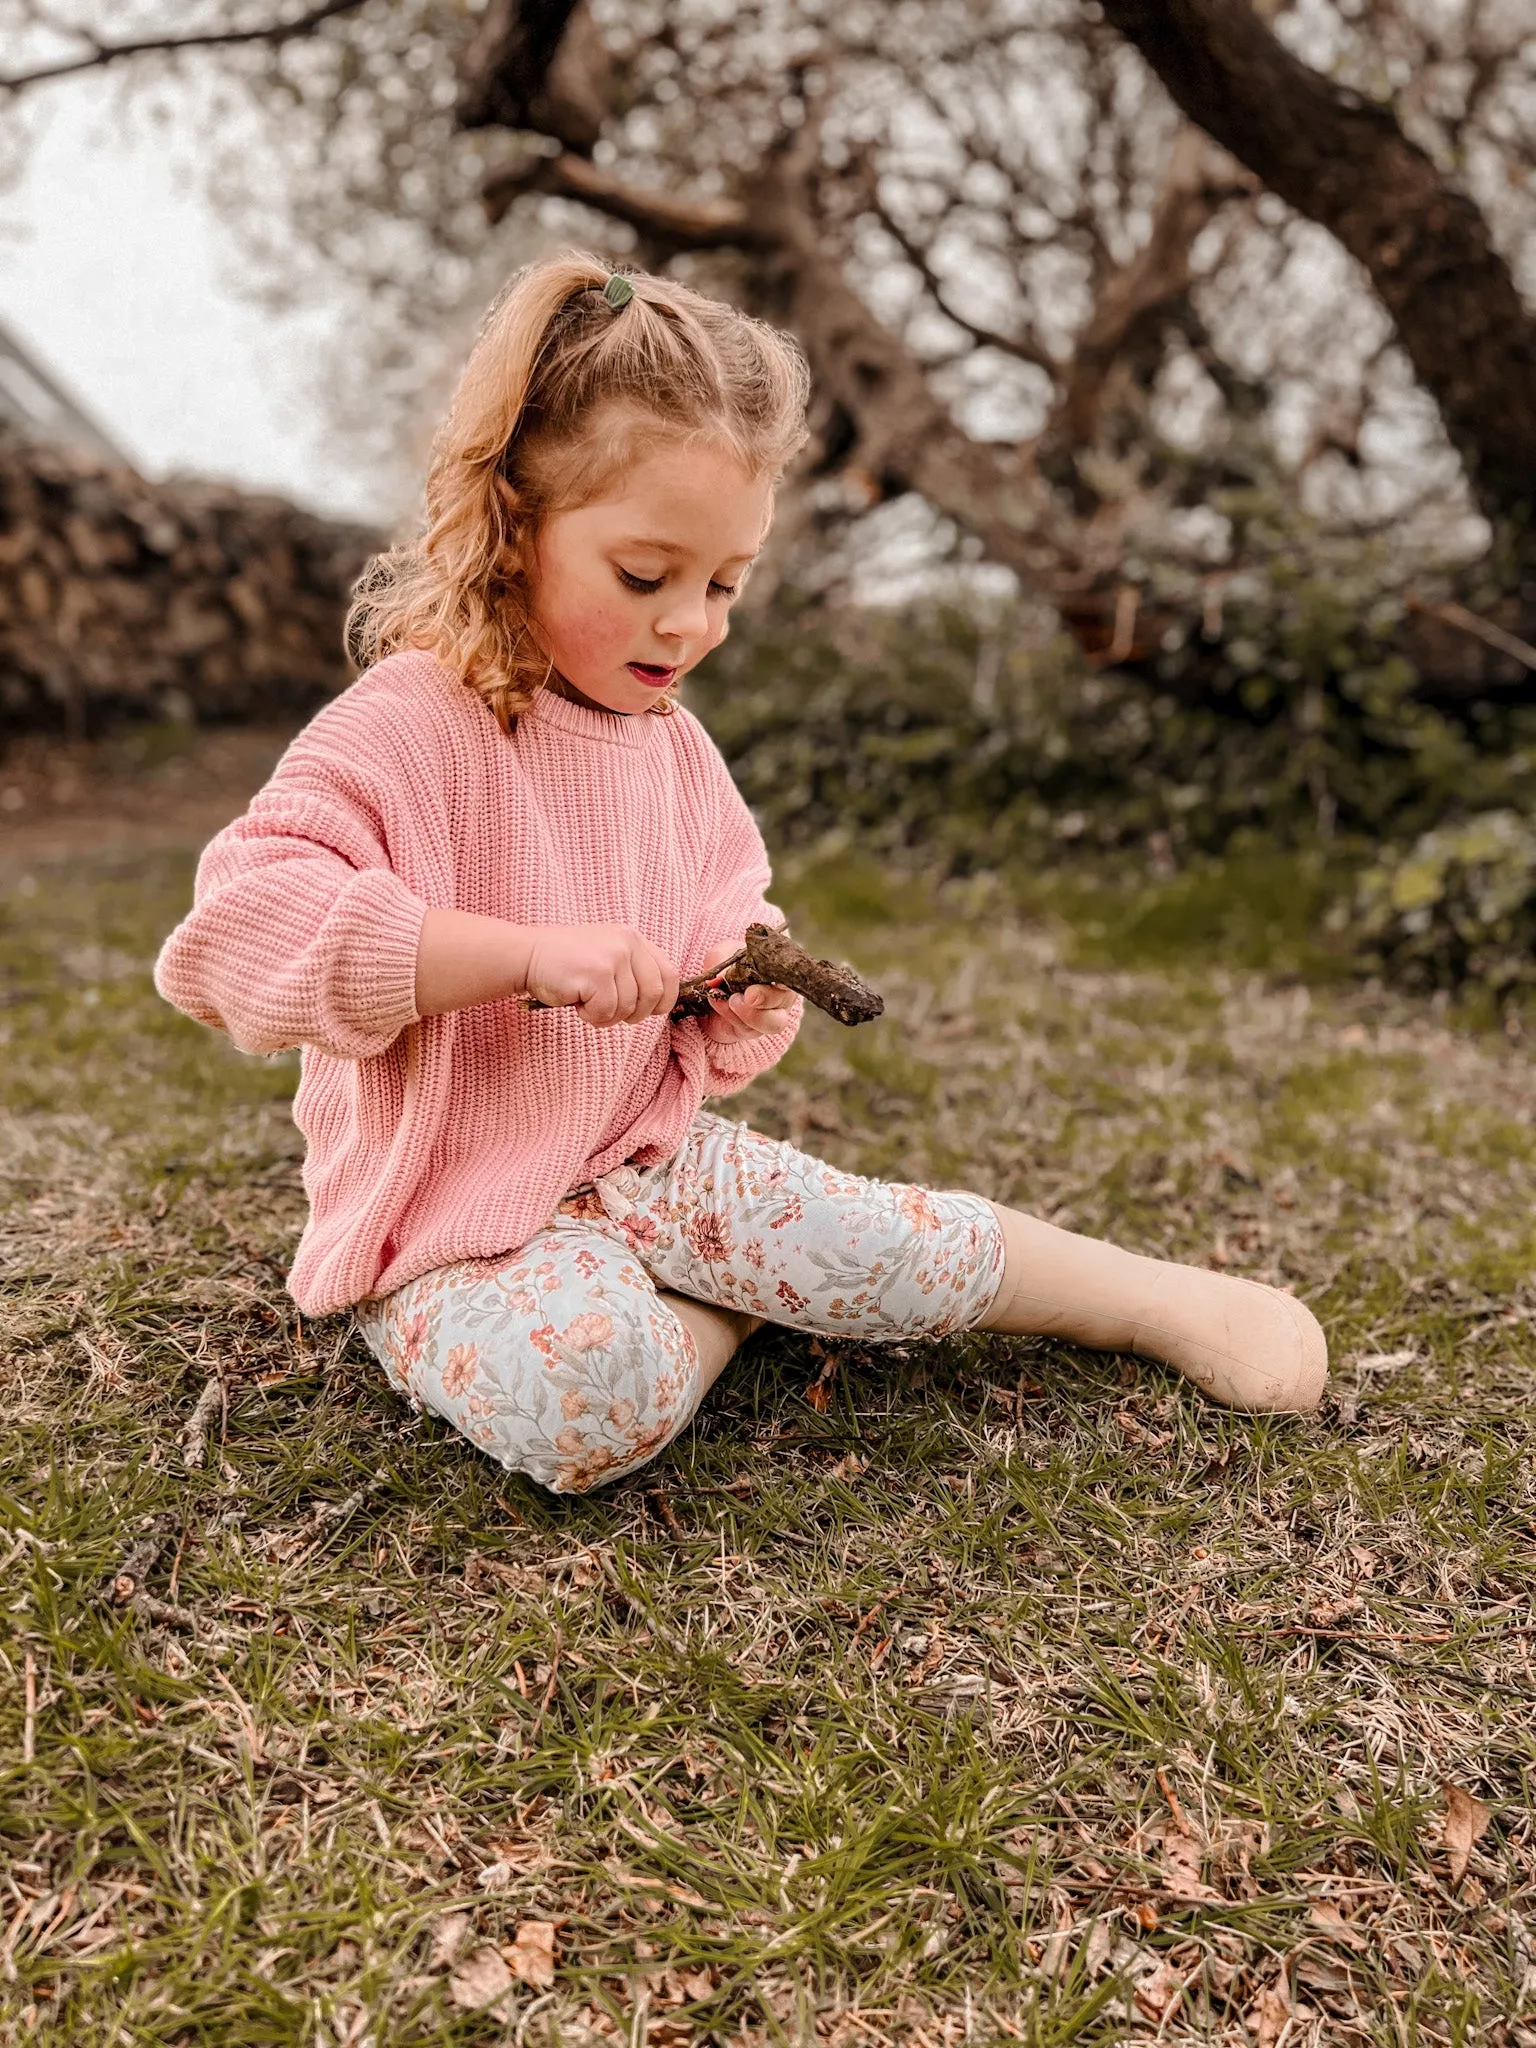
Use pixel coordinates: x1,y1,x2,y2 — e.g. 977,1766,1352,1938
1097,0,1536,538
671,924,885,1026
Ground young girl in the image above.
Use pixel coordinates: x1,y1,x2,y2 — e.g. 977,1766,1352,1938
155,254,1326,1496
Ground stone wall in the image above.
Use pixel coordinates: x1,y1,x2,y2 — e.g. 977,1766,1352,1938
0,428,379,736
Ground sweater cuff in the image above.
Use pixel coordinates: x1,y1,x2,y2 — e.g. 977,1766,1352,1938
688,996,803,1097
335,868,428,1043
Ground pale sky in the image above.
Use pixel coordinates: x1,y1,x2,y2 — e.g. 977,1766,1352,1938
0,74,378,522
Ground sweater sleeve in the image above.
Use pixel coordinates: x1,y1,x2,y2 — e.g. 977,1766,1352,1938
154,734,429,1060
675,736,803,1098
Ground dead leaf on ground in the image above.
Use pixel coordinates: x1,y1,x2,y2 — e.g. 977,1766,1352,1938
1294,1951,1357,1997
463,1554,544,1595
504,1917,558,1989
1442,1782,1494,1888
1160,1823,1222,1901
805,1342,839,1411
645,1964,717,2005
1132,1957,1188,2020
574,2009,624,2043
428,1911,471,1970
1308,1900,1368,1949
449,1943,514,2013
1080,1920,1116,1977
481,1836,549,1877
1247,1963,1291,2048
1307,1594,1363,1627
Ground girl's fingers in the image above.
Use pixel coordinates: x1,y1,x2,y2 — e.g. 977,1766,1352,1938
612,960,642,1024
635,943,679,1017
633,953,665,1018
580,973,618,1026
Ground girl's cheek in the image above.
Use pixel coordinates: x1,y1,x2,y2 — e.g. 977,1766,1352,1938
551,602,634,672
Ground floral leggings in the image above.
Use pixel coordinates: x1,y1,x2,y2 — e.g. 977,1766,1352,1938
358,1112,1006,1494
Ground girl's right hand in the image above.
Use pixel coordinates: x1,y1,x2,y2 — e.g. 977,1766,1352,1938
521,923,680,1027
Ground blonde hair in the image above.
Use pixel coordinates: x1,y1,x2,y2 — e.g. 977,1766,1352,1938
346,251,811,728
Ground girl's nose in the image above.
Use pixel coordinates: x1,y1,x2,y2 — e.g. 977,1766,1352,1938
655,588,712,642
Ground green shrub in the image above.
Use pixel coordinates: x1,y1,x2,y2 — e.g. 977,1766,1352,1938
1349,811,1536,991
693,591,1536,872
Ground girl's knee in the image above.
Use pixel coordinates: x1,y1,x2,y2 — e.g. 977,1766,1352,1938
475,1306,702,1496
853,1186,1007,1339
363,1244,706,1492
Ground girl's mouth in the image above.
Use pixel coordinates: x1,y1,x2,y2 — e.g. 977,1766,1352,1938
626,662,678,688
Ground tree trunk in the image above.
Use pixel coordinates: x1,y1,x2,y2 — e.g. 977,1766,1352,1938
1097,0,1536,543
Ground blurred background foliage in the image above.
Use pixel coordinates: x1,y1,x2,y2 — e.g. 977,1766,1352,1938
2,0,1536,989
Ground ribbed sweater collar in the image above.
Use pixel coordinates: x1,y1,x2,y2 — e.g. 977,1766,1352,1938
522,685,660,750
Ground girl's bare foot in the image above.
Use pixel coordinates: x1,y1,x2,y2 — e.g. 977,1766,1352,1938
980,1203,1327,1411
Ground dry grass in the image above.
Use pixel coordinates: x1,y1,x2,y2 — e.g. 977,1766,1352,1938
2,759,1536,2045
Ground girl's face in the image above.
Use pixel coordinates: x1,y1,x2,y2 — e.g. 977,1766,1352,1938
528,434,774,717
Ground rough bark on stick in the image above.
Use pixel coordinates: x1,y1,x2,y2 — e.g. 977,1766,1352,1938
106,1531,166,1606
672,923,884,1027
525,924,883,1025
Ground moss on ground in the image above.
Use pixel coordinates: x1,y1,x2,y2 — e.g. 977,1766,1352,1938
3,815,1536,2046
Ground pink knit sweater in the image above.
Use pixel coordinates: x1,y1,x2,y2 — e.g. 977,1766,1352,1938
154,650,801,1314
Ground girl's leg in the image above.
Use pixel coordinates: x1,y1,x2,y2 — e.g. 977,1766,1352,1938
592,1112,1007,1343
355,1218,723,1495
660,1292,763,1396
596,1113,1325,1413
978,1204,1326,1412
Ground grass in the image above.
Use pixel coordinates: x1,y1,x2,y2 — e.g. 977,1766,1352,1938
4,776,1536,2046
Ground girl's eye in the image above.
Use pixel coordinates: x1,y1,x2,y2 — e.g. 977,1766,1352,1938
616,568,739,599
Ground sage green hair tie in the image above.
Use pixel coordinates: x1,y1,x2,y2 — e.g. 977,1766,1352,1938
602,273,635,310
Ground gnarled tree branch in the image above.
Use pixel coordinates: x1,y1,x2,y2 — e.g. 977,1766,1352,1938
1096,0,1536,535
672,924,884,1026
0,0,371,93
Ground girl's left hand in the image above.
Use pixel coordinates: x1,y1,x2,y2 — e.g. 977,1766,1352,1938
697,937,797,1043
703,981,798,1042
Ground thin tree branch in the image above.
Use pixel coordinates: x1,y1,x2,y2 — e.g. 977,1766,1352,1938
0,0,372,93
864,186,1060,378
481,147,752,247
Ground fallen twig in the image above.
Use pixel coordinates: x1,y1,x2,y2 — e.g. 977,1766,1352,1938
646,1489,687,1537
107,1532,166,1606
178,1376,224,1472
291,1474,386,1550
132,1593,203,1633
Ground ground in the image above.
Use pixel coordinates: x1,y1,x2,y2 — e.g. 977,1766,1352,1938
1,724,1534,2047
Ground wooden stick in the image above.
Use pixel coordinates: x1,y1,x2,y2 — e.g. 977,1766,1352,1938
526,924,885,1028
178,1376,224,1472
672,925,884,1026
